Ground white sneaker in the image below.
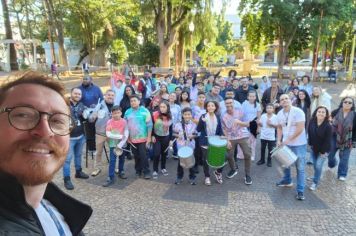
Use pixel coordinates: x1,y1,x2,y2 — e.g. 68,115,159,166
309,183,317,191
205,177,211,186
91,168,101,177
338,176,346,181
161,169,168,176
152,171,158,179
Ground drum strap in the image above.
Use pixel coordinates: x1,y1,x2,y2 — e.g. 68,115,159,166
182,121,188,141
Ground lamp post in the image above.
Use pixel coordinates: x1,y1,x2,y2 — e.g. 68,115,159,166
189,22,195,67
347,22,356,81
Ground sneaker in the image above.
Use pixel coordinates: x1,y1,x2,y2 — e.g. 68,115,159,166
135,171,142,177
91,168,101,177
75,170,89,179
244,175,252,185
256,160,265,165
144,173,151,179
119,172,127,179
205,177,211,186
63,177,74,190
226,169,238,179
338,176,346,181
214,171,223,184
152,171,158,179
296,192,305,201
175,178,182,185
102,178,114,187
276,180,293,187
115,168,119,174
190,177,197,185
309,183,317,191
306,177,313,182
161,169,168,176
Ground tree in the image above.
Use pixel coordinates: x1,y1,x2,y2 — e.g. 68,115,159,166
1,0,18,70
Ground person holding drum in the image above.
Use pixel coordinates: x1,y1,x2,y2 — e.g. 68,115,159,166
307,106,332,191
103,106,129,187
220,97,252,184
124,94,153,179
173,107,198,185
197,101,224,186
276,94,307,201
169,92,181,159
152,100,174,179
191,91,207,173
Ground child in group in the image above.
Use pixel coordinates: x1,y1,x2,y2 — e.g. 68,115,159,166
103,106,129,187
257,103,278,167
173,107,198,185
240,90,262,161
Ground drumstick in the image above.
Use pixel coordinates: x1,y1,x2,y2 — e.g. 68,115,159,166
129,142,137,149
164,138,177,153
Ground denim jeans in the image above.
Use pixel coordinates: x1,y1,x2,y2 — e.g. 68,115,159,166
310,151,327,185
281,144,307,193
63,135,85,177
108,147,125,179
328,135,352,178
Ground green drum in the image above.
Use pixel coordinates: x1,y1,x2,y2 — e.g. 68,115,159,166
207,136,227,168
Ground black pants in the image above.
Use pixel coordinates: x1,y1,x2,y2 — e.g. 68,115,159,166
153,135,170,172
177,160,196,179
201,148,210,177
260,139,276,161
83,122,96,151
131,142,150,175
194,138,203,167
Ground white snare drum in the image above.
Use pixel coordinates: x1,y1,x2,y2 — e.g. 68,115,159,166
178,146,195,169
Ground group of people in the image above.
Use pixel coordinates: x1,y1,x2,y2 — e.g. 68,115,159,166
63,68,355,202
0,69,355,235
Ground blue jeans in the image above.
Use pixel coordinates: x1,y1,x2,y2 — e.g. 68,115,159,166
281,144,307,193
328,135,352,178
108,147,125,179
310,151,327,185
63,135,85,177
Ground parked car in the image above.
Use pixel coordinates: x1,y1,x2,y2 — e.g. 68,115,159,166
293,59,312,66
318,59,343,70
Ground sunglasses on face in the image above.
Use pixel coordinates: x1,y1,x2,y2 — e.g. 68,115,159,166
343,101,353,105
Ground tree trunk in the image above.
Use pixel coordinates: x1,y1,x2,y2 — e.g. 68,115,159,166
330,37,336,66
43,0,56,63
176,31,185,70
2,0,18,70
277,37,284,78
159,45,170,68
48,0,68,69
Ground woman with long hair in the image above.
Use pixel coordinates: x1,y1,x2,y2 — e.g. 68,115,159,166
151,100,173,179
295,89,311,129
197,101,223,186
179,90,191,109
308,106,332,190
119,85,136,117
328,97,356,181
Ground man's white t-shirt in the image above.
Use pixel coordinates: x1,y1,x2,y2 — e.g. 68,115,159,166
277,106,307,146
35,199,72,236
241,101,261,122
260,113,278,141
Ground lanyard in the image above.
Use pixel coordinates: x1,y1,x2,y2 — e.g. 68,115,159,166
41,201,66,236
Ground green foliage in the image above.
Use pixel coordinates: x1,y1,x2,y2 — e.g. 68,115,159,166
200,44,227,67
216,15,235,53
108,39,128,65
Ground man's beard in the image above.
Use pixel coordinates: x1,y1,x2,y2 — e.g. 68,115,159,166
0,138,67,186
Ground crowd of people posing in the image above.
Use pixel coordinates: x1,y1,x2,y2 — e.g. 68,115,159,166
63,68,356,201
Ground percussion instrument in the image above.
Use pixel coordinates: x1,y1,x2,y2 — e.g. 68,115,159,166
178,146,195,169
270,145,298,168
207,136,227,168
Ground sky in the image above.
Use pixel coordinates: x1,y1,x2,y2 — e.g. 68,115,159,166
212,0,240,15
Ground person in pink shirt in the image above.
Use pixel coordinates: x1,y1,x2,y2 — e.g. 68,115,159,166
103,106,128,187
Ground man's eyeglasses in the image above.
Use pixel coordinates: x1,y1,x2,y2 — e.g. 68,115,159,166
0,106,75,136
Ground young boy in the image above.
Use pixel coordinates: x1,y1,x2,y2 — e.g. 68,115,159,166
103,106,129,187
257,103,278,167
173,107,197,185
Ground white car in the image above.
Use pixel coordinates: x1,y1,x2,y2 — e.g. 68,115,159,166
318,59,343,69
293,59,312,66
